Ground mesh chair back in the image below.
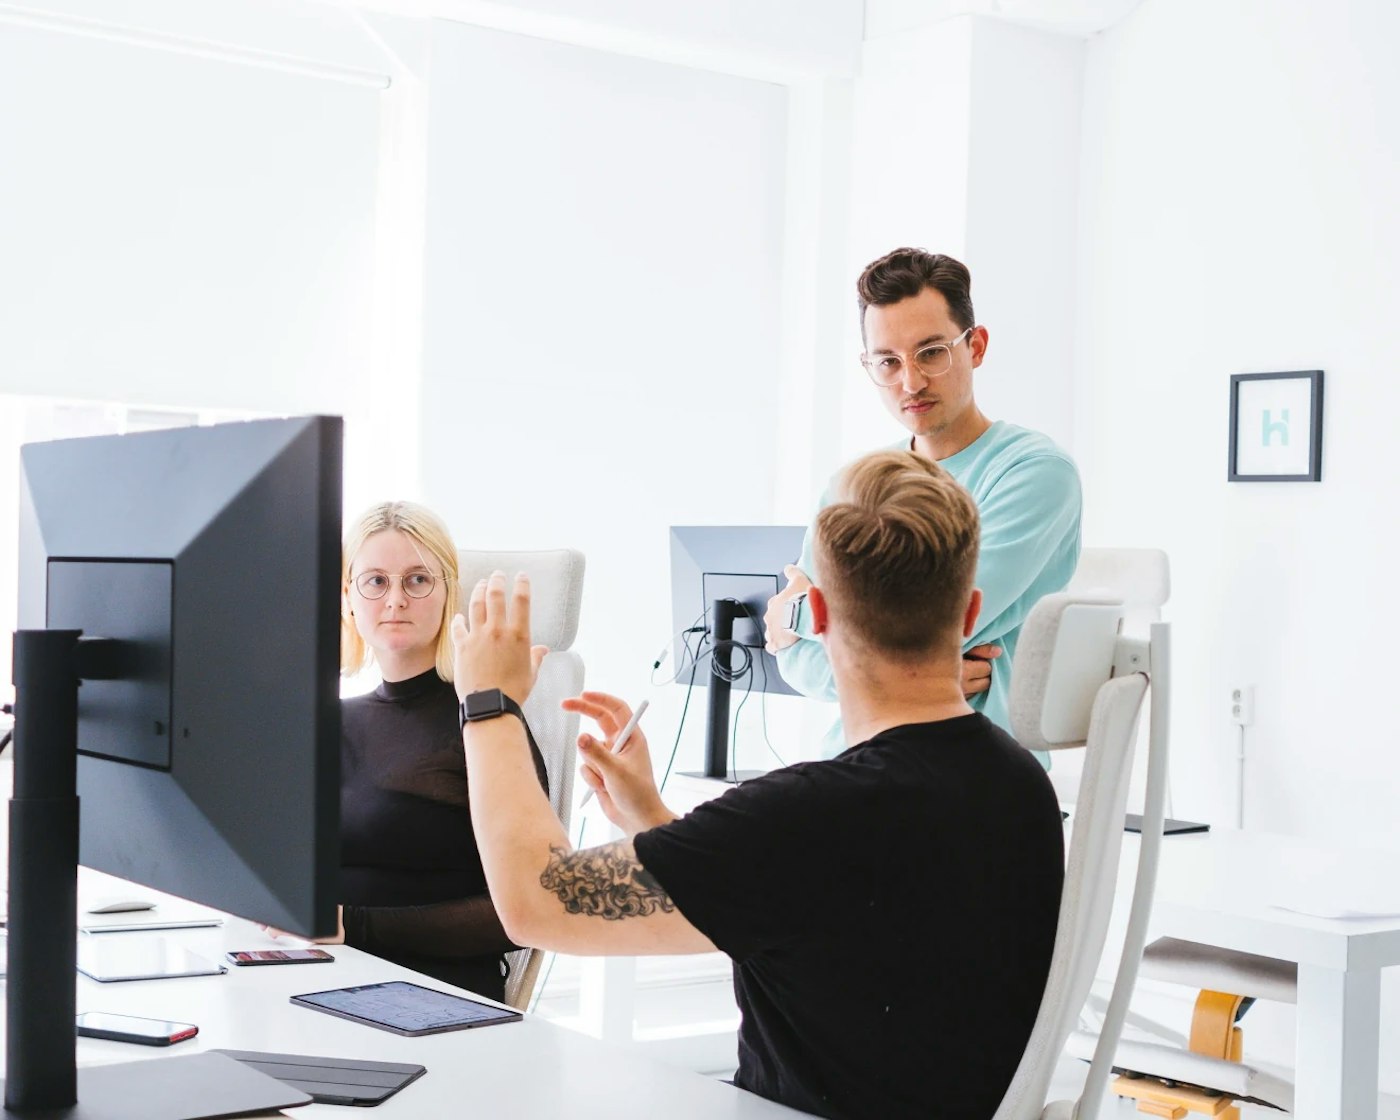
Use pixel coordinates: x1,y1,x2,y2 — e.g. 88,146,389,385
456,548,585,1010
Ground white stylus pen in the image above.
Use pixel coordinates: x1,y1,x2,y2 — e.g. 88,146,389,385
578,699,650,808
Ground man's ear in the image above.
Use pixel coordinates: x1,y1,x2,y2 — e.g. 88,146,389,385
969,325,990,368
807,585,830,637
962,587,982,639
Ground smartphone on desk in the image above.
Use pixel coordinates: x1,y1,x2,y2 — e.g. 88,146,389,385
76,1011,198,1046
227,948,335,966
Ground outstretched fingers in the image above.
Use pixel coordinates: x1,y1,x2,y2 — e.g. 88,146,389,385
468,577,488,629
561,691,631,737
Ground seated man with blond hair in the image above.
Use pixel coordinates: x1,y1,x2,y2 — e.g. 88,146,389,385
452,450,1064,1120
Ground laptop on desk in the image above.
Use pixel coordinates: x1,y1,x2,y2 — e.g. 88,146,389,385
76,911,224,934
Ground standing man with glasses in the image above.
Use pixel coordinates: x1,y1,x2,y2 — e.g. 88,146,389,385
764,248,1082,761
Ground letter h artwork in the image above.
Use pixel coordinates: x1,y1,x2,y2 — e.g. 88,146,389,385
1228,371,1324,483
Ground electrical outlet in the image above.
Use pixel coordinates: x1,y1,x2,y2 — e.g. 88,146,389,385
1230,685,1255,727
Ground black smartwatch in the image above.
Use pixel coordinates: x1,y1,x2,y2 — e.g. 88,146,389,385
459,688,528,731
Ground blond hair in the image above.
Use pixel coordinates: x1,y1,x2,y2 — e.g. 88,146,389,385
341,501,460,682
813,450,980,659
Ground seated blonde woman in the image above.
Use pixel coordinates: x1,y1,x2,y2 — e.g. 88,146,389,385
329,500,546,1001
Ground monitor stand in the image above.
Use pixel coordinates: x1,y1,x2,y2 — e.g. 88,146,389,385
676,599,769,785
678,769,769,785
3,630,309,1119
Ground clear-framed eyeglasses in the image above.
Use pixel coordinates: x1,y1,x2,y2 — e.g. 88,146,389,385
351,568,446,600
861,326,976,387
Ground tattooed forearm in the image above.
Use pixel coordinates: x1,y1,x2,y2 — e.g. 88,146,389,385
539,841,676,921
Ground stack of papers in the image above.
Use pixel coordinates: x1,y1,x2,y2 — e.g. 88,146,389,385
1270,886,1400,920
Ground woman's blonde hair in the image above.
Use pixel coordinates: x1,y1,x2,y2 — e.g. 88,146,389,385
814,450,980,659
341,501,460,682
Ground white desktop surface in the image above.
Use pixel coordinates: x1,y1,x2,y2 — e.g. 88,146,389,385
1130,828,1400,1120
1,875,806,1119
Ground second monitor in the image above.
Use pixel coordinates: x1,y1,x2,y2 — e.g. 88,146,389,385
668,525,807,782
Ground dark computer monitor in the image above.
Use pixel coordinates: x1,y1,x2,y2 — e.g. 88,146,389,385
5,416,342,1117
668,525,807,782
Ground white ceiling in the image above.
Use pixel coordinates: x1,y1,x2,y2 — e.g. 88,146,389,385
0,0,1147,88
864,0,1147,39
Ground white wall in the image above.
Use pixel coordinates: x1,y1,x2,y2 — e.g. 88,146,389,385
1075,0,1400,1087
417,20,794,776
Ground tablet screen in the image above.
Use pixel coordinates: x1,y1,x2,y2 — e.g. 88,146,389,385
291,981,521,1035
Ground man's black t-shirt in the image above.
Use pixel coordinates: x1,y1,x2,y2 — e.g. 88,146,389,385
633,713,1063,1120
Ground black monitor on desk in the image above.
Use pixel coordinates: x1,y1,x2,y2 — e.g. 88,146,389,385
6,415,342,1118
668,525,807,782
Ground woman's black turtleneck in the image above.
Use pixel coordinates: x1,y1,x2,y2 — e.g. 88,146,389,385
340,666,548,1002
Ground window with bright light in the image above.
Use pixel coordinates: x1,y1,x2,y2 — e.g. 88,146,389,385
0,394,267,696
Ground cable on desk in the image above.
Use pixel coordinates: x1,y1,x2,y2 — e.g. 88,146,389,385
658,638,704,796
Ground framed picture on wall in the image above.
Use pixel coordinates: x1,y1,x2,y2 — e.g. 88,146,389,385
1228,370,1324,482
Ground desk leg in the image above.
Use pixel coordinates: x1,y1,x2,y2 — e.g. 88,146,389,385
1294,963,1380,1120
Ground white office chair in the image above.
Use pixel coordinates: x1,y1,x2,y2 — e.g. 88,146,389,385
456,547,586,1011
1060,554,1295,1116
1052,548,1171,811
991,590,1171,1120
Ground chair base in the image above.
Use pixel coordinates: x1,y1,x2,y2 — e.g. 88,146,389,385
1111,989,1248,1119
1112,1074,1240,1118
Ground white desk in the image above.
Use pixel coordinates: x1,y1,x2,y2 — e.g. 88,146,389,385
1133,828,1400,1120
0,900,806,1118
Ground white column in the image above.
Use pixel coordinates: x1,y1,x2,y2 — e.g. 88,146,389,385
574,818,638,1043
774,77,854,523
344,14,429,512
578,954,639,1045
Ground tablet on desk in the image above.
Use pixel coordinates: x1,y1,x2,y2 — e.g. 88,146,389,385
290,980,522,1037
77,938,227,982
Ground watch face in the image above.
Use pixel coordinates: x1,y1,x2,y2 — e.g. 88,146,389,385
464,689,506,721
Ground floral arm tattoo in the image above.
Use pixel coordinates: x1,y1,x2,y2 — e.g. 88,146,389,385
539,841,677,921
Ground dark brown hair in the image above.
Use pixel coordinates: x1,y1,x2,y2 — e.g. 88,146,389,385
856,248,975,341
814,450,980,659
